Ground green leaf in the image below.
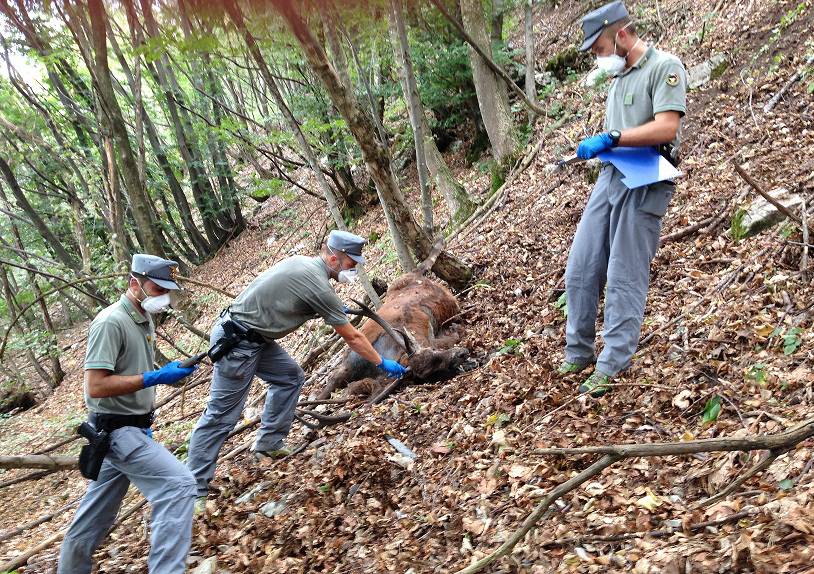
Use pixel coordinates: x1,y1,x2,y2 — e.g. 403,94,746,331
778,478,794,491
701,396,722,425
496,338,522,356
782,327,803,355
554,292,568,318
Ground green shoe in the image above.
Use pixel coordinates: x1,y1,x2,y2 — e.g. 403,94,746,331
557,360,591,375
253,446,292,461
578,371,611,397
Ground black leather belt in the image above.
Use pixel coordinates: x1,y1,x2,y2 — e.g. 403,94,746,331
89,411,154,432
220,309,266,344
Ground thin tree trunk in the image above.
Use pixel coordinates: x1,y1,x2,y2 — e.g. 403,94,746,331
390,0,434,236
85,0,165,256
271,0,472,288
0,264,52,387
459,0,517,164
524,0,537,126
338,19,415,269
224,0,384,306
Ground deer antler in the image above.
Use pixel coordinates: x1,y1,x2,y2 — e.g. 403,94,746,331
348,298,415,355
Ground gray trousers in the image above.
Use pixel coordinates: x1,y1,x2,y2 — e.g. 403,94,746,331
187,317,305,496
564,165,673,376
58,426,196,574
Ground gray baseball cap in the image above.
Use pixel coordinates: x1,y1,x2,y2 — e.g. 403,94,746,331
131,253,181,290
327,230,366,265
580,0,629,51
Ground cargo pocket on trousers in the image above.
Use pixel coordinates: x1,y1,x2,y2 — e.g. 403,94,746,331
217,342,261,379
637,182,674,218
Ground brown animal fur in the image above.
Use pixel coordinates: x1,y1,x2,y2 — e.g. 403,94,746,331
316,272,465,399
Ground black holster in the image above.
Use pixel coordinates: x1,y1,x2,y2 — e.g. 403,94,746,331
209,317,265,363
77,422,111,481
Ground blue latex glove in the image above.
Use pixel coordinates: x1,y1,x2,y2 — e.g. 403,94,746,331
377,358,408,378
576,133,613,160
143,361,197,388
342,305,352,315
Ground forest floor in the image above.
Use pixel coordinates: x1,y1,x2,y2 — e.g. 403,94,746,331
2,0,814,572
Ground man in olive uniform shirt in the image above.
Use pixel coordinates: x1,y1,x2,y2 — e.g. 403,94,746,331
559,0,688,396
188,230,406,501
58,255,197,574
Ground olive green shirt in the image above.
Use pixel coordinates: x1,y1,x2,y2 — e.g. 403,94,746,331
84,295,156,415
605,46,688,149
229,255,349,340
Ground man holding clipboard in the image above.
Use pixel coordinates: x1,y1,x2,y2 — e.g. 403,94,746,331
559,1,687,397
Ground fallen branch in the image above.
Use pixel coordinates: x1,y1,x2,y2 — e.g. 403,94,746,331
455,419,814,573
660,214,717,245
0,499,80,543
0,469,60,490
0,455,78,470
733,163,803,225
541,507,761,548
33,435,81,455
763,56,813,113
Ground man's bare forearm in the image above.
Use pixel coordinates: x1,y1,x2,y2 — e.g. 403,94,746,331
85,370,145,399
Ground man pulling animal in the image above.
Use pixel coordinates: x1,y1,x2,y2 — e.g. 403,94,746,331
187,230,407,506
559,0,688,396
58,255,198,574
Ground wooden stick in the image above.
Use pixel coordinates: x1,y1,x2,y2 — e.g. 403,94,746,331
733,163,802,225
801,198,809,278
456,454,621,574
542,507,760,547
0,499,80,543
456,420,814,573
33,435,81,455
695,449,785,509
0,469,60,490
0,455,78,470
660,215,716,245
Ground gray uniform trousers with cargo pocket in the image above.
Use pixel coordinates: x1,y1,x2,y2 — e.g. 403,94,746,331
564,165,673,376
57,426,196,574
187,316,305,497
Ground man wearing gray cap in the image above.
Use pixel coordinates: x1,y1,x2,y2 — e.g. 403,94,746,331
58,254,198,574
559,0,687,397
187,230,407,504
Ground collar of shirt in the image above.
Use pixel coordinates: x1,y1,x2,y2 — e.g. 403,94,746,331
619,45,655,77
119,294,149,325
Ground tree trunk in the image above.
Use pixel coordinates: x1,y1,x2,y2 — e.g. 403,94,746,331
337,17,415,269
524,0,537,126
85,0,165,256
459,0,518,164
491,0,505,47
271,0,472,289
224,0,383,306
390,0,434,236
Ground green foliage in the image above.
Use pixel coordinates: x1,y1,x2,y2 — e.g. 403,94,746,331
729,208,748,241
555,292,568,318
701,396,722,425
485,412,511,428
409,31,476,130
496,338,522,356
745,363,768,385
782,327,803,355
544,46,592,81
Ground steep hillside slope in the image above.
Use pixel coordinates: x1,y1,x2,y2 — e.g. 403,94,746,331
1,0,813,572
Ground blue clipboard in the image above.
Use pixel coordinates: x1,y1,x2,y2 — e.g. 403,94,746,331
597,146,682,189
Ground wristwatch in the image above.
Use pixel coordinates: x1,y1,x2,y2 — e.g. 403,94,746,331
608,129,622,147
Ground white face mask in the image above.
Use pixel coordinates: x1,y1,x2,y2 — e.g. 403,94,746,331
337,268,359,284
141,293,172,314
596,53,627,75
595,23,639,76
